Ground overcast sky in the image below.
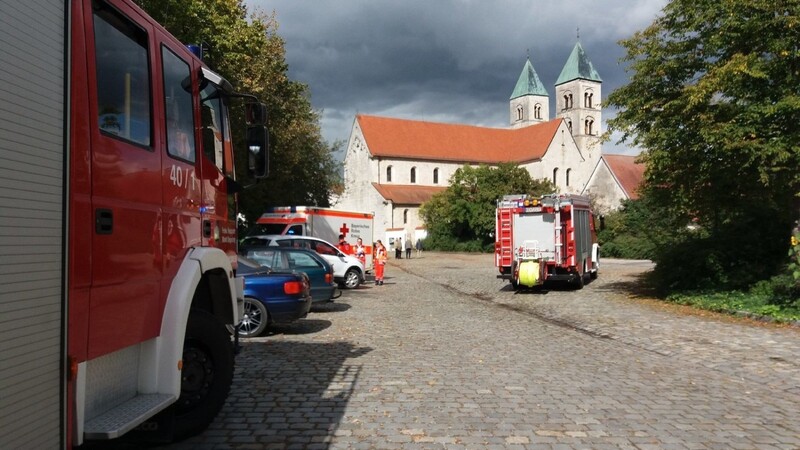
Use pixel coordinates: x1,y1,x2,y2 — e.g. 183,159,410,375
245,1,668,157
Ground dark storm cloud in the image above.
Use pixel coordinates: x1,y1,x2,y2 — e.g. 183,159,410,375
246,0,667,154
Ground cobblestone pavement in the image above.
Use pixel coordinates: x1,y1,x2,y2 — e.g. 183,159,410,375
167,252,800,450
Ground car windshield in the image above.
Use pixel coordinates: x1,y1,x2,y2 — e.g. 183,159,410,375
313,241,339,255
240,237,272,249
237,255,270,275
244,248,277,267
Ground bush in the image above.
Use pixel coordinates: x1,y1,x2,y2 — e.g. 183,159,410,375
750,274,800,309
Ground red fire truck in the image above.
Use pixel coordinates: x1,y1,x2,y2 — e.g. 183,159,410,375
0,0,268,447
495,194,599,290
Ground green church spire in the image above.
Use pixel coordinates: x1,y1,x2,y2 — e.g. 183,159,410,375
556,41,602,85
510,58,548,99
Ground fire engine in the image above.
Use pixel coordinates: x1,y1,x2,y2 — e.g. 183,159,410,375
495,194,599,290
251,206,375,272
0,0,268,447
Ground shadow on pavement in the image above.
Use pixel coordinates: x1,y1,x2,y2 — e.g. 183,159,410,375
176,340,374,449
311,302,352,313
267,318,332,336
593,272,659,299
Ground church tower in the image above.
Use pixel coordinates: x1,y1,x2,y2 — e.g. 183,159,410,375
555,41,602,160
509,57,549,129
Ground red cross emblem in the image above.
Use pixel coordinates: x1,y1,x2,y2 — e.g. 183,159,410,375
339,223,350,237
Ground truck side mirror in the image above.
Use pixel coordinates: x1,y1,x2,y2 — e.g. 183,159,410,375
247,125,269,178
245,102,267,126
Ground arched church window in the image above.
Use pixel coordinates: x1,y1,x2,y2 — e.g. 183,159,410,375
566,119,572,133
516,105,523,121
563,94,569,110
433,168,439,184
403,209,409,224
566,168,571,187
588,93,594,108
584,118,594,135
410,167,416,184
386,166,392,182
553,168,558,185
568,94,573,109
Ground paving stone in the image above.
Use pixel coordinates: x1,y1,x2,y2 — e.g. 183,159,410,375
166,254,800,449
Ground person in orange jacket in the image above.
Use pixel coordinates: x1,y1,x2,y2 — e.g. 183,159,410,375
337,234,352,255
374,240,388,285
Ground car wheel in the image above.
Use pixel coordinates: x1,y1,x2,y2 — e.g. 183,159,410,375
343,268,361,289
172,309,234,440
238,297,268,337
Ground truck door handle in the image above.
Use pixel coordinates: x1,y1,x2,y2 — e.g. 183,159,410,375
95,209,113,234
203,220,212,238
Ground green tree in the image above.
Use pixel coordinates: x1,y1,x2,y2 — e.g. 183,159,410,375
606,0,800,289
135,0,340,227
419,164,555,251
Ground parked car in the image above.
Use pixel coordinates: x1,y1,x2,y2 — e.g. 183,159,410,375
240,235,366,289
240,246,340,303
235,257,312,337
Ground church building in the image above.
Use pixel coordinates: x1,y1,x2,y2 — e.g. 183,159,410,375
334,42,604,244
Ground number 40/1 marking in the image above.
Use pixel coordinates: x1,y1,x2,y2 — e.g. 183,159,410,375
170,164,195,189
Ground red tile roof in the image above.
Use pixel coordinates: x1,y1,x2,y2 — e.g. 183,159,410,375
358,114,562,163
372,183,447,205
604,154,645,200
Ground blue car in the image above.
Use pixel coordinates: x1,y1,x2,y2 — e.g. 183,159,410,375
240,246,340,303
236,257,312,337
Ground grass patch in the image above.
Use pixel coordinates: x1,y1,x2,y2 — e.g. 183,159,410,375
665,290,800,324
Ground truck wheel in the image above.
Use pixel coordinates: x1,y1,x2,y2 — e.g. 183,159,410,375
573,263,585,289
173,309,234,440
342,268,361,289
238,297,269,337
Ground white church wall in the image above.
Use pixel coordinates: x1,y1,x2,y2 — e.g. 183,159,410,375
389,205,424,244
381,158,460,186
582,161,628,214
533,122,594,194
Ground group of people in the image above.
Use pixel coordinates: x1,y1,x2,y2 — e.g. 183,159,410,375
393,237,423,259
336,234,424,287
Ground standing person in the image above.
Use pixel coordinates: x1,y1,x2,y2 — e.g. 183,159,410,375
405,238,412,259
354,237,366,267
374,240,387,285
394,238,402,259
416,238,423,257
337,234,352,255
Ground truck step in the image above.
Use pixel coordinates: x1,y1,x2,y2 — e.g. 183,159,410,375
84,393,175,439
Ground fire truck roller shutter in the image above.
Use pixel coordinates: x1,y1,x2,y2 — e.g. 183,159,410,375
0,0,65,448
